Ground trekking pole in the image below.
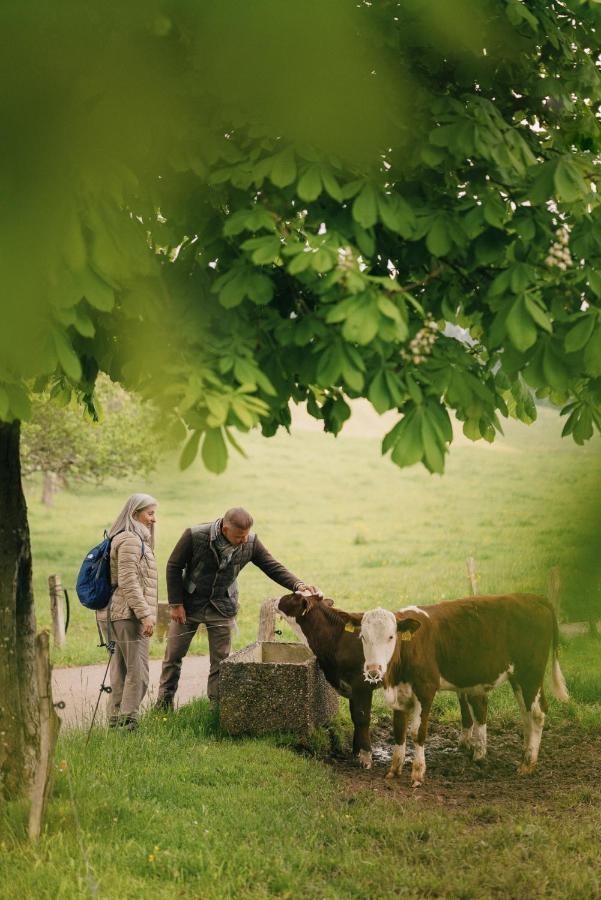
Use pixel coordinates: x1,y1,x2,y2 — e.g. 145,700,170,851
85,640,115,745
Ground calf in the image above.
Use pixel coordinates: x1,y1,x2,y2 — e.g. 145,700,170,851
338,594,568,787
275,592,376,769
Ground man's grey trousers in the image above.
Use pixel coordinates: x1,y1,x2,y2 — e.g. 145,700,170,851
157,606,234,704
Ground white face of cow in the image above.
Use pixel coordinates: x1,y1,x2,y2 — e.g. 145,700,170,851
360,608,398,684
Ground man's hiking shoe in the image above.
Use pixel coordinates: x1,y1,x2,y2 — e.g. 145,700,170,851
117,715,138,731
154,697,174,713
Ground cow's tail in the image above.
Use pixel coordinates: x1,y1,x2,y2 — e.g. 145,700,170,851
548,601,569,702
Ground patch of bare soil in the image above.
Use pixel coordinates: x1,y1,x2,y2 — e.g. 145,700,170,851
325,720,601,810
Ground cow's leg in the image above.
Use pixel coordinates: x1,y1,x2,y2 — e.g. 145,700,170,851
410,691,434,788
458,691,474,752
350,688,373,769
386,708,409,780
467,693,488,764
511,681,531,755
518,682,546,775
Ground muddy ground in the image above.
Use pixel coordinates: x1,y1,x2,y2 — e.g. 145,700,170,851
323,720,601,810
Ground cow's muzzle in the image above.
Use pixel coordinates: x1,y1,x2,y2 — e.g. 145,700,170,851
363,664,384,684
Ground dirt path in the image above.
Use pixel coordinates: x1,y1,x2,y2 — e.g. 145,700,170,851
52,654,210,729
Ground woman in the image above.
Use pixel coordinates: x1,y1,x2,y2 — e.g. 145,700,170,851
100,492,158,730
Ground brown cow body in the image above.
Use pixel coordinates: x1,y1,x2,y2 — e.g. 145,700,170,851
275,593,376,768
339,594,569,787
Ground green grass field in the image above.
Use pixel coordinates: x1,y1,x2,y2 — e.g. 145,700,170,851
3,404,600,899
1,659,601,900
28,403,601,666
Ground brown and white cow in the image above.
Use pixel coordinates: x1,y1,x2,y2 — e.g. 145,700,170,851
337,594,569,787
275,592,377,768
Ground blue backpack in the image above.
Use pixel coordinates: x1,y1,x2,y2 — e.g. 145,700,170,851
77,531,146,611
76,533,115,610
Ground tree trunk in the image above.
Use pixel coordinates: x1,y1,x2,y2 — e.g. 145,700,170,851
41,471,56,507
0,421,39,801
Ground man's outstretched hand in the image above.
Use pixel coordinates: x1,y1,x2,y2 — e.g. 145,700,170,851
295,582,323,597
170,604,187,625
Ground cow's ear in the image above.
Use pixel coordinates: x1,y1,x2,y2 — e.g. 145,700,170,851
321,596,335,608
396,617,421,641
295,591,318,616
336,610,363,634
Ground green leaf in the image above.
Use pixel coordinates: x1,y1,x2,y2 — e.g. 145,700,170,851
510,263,533,293
506,297,537,352
377,295,401,323
202,428,228,474
542,344,569,390
368,370,391,414
80,268,114,312
405,374,423,405
72,307,96,338
316,343,344,386
352,184,379,229
270,148,297,187
341,300,379,345
179,430,201,470
223,209,252,236
224,427,248,458
297,166,323,202
588,272,601,298
247,273,274,305
312,248,335,273
218,270,249,308
426,217,451,257
554,159,589,203
234,357,259,387
377,195,416,237
584,325,601,376
390,414,423,467
241,235,280,265
463,418,481,441
287,251,313,275
5,383,31,420
321,168,343,202
382,418,405,454
483,196,506,229
565,315,596,353
524,296,552,333
421,414,445,473
52,329,82,381
385,370,405,405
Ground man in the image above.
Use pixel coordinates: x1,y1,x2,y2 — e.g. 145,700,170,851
156,507,320,709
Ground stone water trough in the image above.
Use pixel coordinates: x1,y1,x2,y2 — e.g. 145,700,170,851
219,641,339,737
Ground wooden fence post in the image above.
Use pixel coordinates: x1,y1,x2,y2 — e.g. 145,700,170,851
466,557,478,595
548,566,561,619
257,598,277,642
48,574,66,648
28,631,61,841
155,602,171,642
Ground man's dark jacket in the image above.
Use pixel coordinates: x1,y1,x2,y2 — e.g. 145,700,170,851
166,519,301,618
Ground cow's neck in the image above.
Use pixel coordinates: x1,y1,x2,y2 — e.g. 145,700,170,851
383,637,404,689
297,606,345,661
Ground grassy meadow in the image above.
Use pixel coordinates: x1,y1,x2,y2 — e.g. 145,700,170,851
27,403,601,666
1,673,601,900
2,404,601,898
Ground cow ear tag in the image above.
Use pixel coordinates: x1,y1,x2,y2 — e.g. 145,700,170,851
401,631,413,641
345,622,359,634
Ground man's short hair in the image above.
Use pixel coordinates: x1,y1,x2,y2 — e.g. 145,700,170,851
223,507,253,530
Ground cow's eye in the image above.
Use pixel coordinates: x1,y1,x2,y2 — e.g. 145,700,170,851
389,635,394,640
